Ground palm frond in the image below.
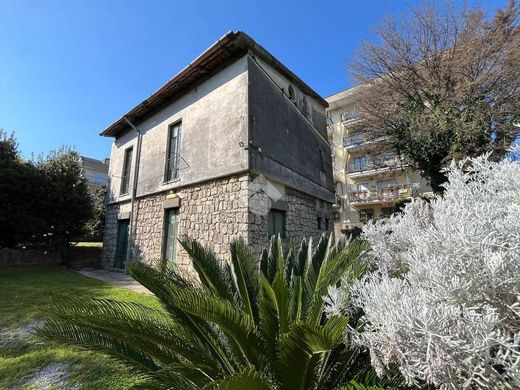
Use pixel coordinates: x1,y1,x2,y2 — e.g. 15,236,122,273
257,274,281,370
278,317,348,389
230,237,260,323
39,319,160,373
261,235,284,283
166,286,264,365
202,366,276,390
337,380,384,390
302,234,332,322
179,238,237,303
307,239,369,325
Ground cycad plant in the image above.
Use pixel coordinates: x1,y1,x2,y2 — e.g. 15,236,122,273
40,235,397,389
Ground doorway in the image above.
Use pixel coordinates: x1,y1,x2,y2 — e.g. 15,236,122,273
163,208,179,263
114,219,129,268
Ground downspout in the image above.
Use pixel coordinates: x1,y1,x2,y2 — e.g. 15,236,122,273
124,116,143,264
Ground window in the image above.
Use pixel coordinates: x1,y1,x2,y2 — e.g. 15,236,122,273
381,207,394,218
341,106,359,122
353,156,367,172
268,209,286,238
120,147,133,195
165,122,181,182
357,182,370,191
377,179,397,189
343,132,364,147
163,208,179,262
317,216,322,230
325,218,330,230
359,208,374,223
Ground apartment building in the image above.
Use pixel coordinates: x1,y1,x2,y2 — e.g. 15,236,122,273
80,156,110,194
101,31,334,271
326,87,431,237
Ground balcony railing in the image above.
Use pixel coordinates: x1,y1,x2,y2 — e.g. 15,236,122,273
347,155,405,174
343,133,390,149
332,195,343,210
349,184,420,204
340,110,360,124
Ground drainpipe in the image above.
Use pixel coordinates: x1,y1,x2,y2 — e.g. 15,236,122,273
124,116,143,264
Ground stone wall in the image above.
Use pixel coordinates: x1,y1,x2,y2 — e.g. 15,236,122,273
102,173,250,273
102,172,332,273
247,174,333,258
102,203,122,267
286,187,332,244
0,249,62,267
0,247,102,268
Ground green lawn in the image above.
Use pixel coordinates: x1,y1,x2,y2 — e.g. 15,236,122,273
0,266,160,389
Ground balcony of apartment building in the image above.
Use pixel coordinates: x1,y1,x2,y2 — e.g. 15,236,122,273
343,131,390,153
348,182,420,207
346,152,407,179
340,107,361,126
331,193,343,212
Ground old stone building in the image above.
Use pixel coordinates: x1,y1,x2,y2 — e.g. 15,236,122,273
101,31,334,271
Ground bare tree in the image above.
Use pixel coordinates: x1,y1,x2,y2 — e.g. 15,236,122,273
350,0,520,192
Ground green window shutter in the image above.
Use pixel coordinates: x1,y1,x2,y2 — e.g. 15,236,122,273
163,209,179,262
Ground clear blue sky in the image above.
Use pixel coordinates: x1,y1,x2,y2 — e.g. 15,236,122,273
0,0,506,160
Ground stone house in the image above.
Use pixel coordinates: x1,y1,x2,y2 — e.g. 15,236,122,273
101,31,334,271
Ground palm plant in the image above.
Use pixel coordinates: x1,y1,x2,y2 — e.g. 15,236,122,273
40,234,399,389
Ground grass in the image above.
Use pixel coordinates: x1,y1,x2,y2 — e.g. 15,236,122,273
0,266,160,389
70,242,103,247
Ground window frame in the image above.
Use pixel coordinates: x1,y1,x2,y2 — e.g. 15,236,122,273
268,209,287,239
359,208,374,223
377,179,397,189
164,121,182,183
353,155,367,171
120,146,133,195
162,208,180,263
380,207,394,218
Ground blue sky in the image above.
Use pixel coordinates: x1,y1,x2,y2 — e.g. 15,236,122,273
0,0,507,160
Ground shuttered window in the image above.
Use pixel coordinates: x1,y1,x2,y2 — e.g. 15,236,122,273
268,209,286,239
165,122,181,181
163,209,179,262
120,147,133,195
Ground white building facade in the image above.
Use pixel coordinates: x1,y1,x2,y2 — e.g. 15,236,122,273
326,87,432,237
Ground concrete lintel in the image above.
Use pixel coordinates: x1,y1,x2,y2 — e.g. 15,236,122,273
163,197,181,209
118,212,131,220
270,199,288,211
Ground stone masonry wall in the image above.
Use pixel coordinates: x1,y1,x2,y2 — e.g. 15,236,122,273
103,173,250,273
102,172,332,272
247,174,333,258
102,203,121,267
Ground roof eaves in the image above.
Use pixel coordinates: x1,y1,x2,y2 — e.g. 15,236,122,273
100,31,327,138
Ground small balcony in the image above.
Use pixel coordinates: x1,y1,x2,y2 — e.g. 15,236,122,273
343,133,390,152
348,184,420,205
331,195,343,211
347,154,406,178
340,110,361,125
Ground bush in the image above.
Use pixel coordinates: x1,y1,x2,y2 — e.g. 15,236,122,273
326,155,520,389
0,130,93,248
41,235,406,389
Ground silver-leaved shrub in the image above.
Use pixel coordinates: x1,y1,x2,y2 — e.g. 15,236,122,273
326,155,520,389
